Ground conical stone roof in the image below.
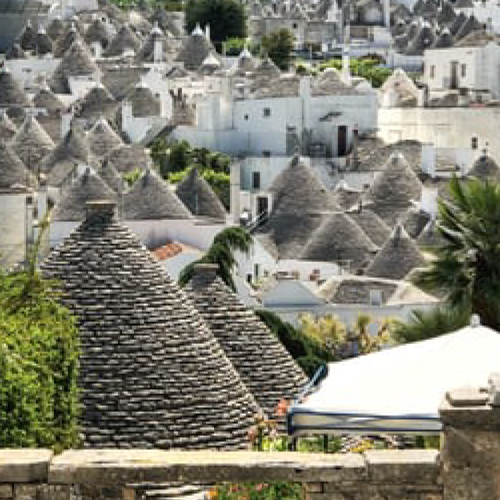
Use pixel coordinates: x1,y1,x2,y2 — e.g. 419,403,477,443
300,212,378,271
175,167,226,220
50,40,100,94
364,152,422,227
87,118,123,158
0,67,32,109
6,44,26,60
126,81,161,117
99,158,124,194
52,168,117,221
124,169,192,220
36,29,53,55
47,17,65,40
106,144,151,173
348,205,391,247
10,115,55,171
42,201,260,448
175,27,215,70
185,264,308,419
76,83,117,121
19,21,36,51
41,125,91,181
270,155,338,216
0,142,34,189
105,24,141,57
54,24,83,58
33,86,64,112
365,224,426,280
432,28,454,49
151,9,181,36
0,112,18,142
449,12,467,36
253,56,281,79
455,14,481,40
468,153,500,181
84,18,111,49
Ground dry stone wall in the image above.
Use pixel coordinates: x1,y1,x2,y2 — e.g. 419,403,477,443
2,391,500,500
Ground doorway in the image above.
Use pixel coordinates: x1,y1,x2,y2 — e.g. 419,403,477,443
338,125,348,157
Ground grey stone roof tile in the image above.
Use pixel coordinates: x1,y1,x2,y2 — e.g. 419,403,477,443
185,264,308,419
42,202,260,448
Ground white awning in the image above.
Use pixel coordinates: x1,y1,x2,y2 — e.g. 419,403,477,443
288,320,500,436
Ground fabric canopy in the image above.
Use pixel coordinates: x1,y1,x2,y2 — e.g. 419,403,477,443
288,320,500,436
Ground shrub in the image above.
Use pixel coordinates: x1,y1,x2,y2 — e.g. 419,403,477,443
0,263,79,450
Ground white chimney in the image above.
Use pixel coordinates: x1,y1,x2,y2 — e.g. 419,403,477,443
421,143,436,178
205,23,211,41
122,101,133,135
420,187,438,217
153,38,163,63
61,108,73,139
383,0,390,28
92,41,102,59
341,45,351,85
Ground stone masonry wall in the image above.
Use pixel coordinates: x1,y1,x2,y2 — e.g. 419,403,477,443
2,390,500,500
0,449,442,500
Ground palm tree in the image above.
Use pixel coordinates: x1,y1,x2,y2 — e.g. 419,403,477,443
391,307,469,344
178,227,252,291
413,176,500,330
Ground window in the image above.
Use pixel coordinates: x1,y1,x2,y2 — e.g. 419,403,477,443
262,150,271,157
369,289,383,306
430,65,435,79
461,64,467,77
263,107,271,117
252,171,261,189
244,114,249,120
472,137,478,150
293,22,298,29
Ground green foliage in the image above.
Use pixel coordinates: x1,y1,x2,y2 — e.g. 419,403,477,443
299,313,393,359
123,167,142,187
185,0,247,49
216,482,303,500
179,227,252,291
109,0,183,11
262,29,294,70
151,139,230,177
224,37,260,56
318,58,393,88
255,309,333,376
391,307,469,344
0,222,79,450
413,177,500,330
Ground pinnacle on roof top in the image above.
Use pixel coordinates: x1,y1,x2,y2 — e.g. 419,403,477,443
192,23,205,36
185,265,308,419
42,203,260,448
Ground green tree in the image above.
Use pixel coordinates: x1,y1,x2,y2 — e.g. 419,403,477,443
0,219,79,450
392,307,469,344
413,177,500,330
179,227,252,291
255,309,333,376
262,29,294,70
185,0,247,50
318,58,392,88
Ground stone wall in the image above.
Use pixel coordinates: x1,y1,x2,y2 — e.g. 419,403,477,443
0,449,441,500
1,391,500,500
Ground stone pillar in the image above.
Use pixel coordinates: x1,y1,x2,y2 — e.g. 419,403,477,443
440,379,500,500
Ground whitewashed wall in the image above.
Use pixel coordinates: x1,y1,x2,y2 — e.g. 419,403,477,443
378,106,500,158
0,191,28,270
